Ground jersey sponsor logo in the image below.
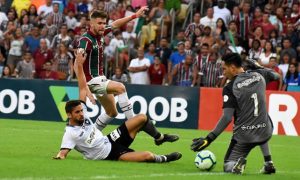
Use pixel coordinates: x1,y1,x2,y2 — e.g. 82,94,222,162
237,75,261,88
223,95,229,102
241,123,266,131
85,127,96,144
110,129,121,142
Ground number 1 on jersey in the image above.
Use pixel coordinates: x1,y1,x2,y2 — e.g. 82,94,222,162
251,93,258,116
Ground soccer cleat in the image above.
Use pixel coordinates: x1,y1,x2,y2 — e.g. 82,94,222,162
232,157,247,174
165,152,182,162
155,134,179,146
260,161,276,174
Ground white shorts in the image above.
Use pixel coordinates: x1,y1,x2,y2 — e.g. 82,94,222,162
87,76,111,97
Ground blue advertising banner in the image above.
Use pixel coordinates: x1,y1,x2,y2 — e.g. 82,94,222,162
0,79,199,129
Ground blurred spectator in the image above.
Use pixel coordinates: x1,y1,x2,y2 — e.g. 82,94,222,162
28,4,38,25
184,39,193,56
145,42,156,64
274,7,284,34
280,37,297,62
200,8,216,31
38,0,54,23
0,50,5,76
44,15,58,42
155,37,171,72
169,54,195,87
74,15,88,35
228,36,244,54
279,53,292,80
0,10,8,27
284,23,298,49
195,43,210,75
214,18,227,54
20,14,33,36
185,12,202,41
5,27,24,72
263,4,277,26
266,57,283,91
231,5,240,21
0,11,17,32
198,52,223,87
1,65,12,78
23,25,41,54
104,0,116,14
52,43,73,81
261,13,276,39
51,24,72,49
0,0,12,14
225,21,239,47
128,48,150,84
198,26,215,48
252,7,263,30
111,67,128,83
170,29,185,51
213,0,231,25
282,62,300,90
65,9,77,30
291,3,299,18
168,41,186,74
249,26,265,48
39,61,58,80
109,2,125,21
122,22,136,50
236,1,251,41
258,41,277,66
14,51,35,79
106,30,125,60
269,29,282,52
33,38,54,78
45,3,65,27
148,56,166,85
65,0,77,14
249,39,263,60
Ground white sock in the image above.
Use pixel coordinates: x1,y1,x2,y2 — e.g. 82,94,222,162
95,113,114,131
118,92,134,119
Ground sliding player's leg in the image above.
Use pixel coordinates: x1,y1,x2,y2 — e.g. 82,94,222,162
106,80,134,119
94,94,117,130
119,151,182,163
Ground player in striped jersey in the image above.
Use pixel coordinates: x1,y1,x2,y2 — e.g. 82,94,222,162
52,51,181,162
76,7,147,131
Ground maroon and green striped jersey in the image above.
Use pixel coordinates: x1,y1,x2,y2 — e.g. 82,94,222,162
76,26,112,81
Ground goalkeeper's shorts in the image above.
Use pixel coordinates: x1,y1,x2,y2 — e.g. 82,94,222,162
87,76,111,97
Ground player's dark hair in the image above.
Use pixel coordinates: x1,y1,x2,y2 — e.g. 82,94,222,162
222,53,242,68
65,100,84,113
90,10,108,19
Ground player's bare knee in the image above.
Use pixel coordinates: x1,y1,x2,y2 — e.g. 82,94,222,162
107,110,118,118
136,114,147,123
115,82,126,94
143,151,154,161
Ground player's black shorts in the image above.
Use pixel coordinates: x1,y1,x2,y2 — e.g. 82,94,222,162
105,123,134,160
224,138,270,162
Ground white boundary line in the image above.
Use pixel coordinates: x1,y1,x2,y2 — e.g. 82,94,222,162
1,171,300,180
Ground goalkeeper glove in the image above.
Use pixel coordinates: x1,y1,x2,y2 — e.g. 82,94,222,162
191,137,212,152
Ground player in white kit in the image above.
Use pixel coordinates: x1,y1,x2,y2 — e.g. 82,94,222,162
53,51,181,162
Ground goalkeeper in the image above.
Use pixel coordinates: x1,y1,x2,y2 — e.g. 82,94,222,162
191,54,279,174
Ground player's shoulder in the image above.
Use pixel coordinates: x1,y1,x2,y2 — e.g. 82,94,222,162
223,77,236,94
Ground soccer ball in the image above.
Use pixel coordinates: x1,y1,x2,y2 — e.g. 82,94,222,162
194,150,217,171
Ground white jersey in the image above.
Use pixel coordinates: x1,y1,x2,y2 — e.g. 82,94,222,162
60,104,111,160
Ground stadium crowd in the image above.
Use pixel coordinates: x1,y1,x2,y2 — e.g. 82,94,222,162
0,0,299,91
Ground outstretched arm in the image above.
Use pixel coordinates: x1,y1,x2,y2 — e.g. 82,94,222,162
191,108,234,151
111,6,148,29
74,50,96,104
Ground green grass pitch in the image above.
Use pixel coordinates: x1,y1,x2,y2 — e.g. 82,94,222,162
0,119,299,180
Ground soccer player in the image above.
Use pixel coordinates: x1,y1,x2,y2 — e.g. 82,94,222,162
76,7,147,131
191,53,278,174
53,52,181,162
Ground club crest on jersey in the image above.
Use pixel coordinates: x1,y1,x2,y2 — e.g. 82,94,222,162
223,95,229,102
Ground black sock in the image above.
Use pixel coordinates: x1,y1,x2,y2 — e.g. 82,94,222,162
264,155,272,162
142,118,161,139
